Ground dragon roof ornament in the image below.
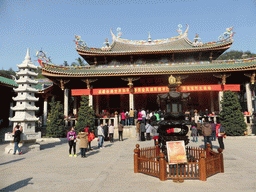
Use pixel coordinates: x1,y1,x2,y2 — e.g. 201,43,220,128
111,24,189,46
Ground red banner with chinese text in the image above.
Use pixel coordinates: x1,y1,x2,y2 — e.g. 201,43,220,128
71,84,240,96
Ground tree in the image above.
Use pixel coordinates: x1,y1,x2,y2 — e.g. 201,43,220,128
219,90,247,136
63,61,69,66
75,95,95,133
218,50,256,60
71,57,88,66
46,97,65,137
76,57,85,66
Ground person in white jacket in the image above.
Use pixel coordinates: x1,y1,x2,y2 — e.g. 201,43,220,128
145,122,152,140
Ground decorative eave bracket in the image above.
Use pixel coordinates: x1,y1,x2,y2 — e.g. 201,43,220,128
213,73,231,85
81,78,98,89
121,77,140,93
244,72,256,85
54,79,70,90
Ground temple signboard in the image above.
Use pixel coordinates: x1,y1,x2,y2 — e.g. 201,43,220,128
166,141,187,164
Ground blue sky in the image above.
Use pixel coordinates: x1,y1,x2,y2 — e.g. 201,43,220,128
0,0,255,70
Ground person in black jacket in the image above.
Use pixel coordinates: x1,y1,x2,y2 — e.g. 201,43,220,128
13,125,23,155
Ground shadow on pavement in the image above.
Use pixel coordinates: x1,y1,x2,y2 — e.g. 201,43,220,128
0,157,25,166
40,140,67,150
0,177,33,191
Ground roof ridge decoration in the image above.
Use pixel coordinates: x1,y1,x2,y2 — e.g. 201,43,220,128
110,24,189,46
36,50,53,67
189,27,235,47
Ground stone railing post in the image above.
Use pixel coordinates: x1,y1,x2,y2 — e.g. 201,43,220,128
159,153,167,181
199,153,207,181
134,144,140,173
218,148,224,173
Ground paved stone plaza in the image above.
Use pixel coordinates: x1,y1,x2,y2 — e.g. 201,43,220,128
0,136,256,192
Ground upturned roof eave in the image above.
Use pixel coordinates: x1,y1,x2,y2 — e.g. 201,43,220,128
41,64,256,78
76,41,232,56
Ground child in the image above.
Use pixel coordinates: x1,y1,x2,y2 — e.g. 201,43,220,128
191,125,198,143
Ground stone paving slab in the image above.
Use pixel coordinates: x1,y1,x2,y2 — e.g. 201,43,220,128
0,136,256,192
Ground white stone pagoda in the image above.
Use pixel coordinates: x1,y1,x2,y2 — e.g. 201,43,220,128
5,48,41,154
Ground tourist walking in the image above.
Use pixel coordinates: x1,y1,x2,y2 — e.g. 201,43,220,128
150,112,157,125
146,110,150,123
67,127,77,157
154,111,160,122
13,125,23,155
141,109,146,124
103,124,109,141
145,122,152,140
216,121,225,150
109,123,114,143
129,108,134,125
85,126,92,150
137,110,143,121
210,121,216,141
202,120,212,149
191,124,198,142
196,120,202,136
136,120,140,141
125,111,130,126
134,109,138,122
118,122,124,141
97,124,105,149
77,131,88,158
140,122,146,141
121,111,125,126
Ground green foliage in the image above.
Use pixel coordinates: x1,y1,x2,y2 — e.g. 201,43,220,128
71,57,89,66
46,97,65,137
35,68,45,79
218,50,256,60
63,61,69,66
219,91,247,136
75,95,95,133
0,68,16,79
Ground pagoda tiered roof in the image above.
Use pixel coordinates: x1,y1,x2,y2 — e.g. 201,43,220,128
16,79,38,84
16,70,38,77
13,95,39,102
41,58,256,77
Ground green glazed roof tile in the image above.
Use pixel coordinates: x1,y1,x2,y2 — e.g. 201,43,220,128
41,59,256,77
0,76,18,87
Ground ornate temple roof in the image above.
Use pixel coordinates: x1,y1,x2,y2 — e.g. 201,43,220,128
76,25,234,56
41,58,256,77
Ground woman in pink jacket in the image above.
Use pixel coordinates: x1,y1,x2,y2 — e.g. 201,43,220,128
67,127,77,157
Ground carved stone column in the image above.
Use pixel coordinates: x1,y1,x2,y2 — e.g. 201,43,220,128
121,77,140,110
64,89,69,120
95,95,99,115
9,102,13,126
246,83,253,114
129,93,134,110
210,92,214,113
73,96,77,116
43,97,48,126
89,95,93,107
218,91,223,112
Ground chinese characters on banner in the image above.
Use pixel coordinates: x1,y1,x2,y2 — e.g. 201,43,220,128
71,84,240,96
166,141,187,164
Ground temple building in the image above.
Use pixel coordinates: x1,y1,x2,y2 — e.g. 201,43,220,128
38,25,256,134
